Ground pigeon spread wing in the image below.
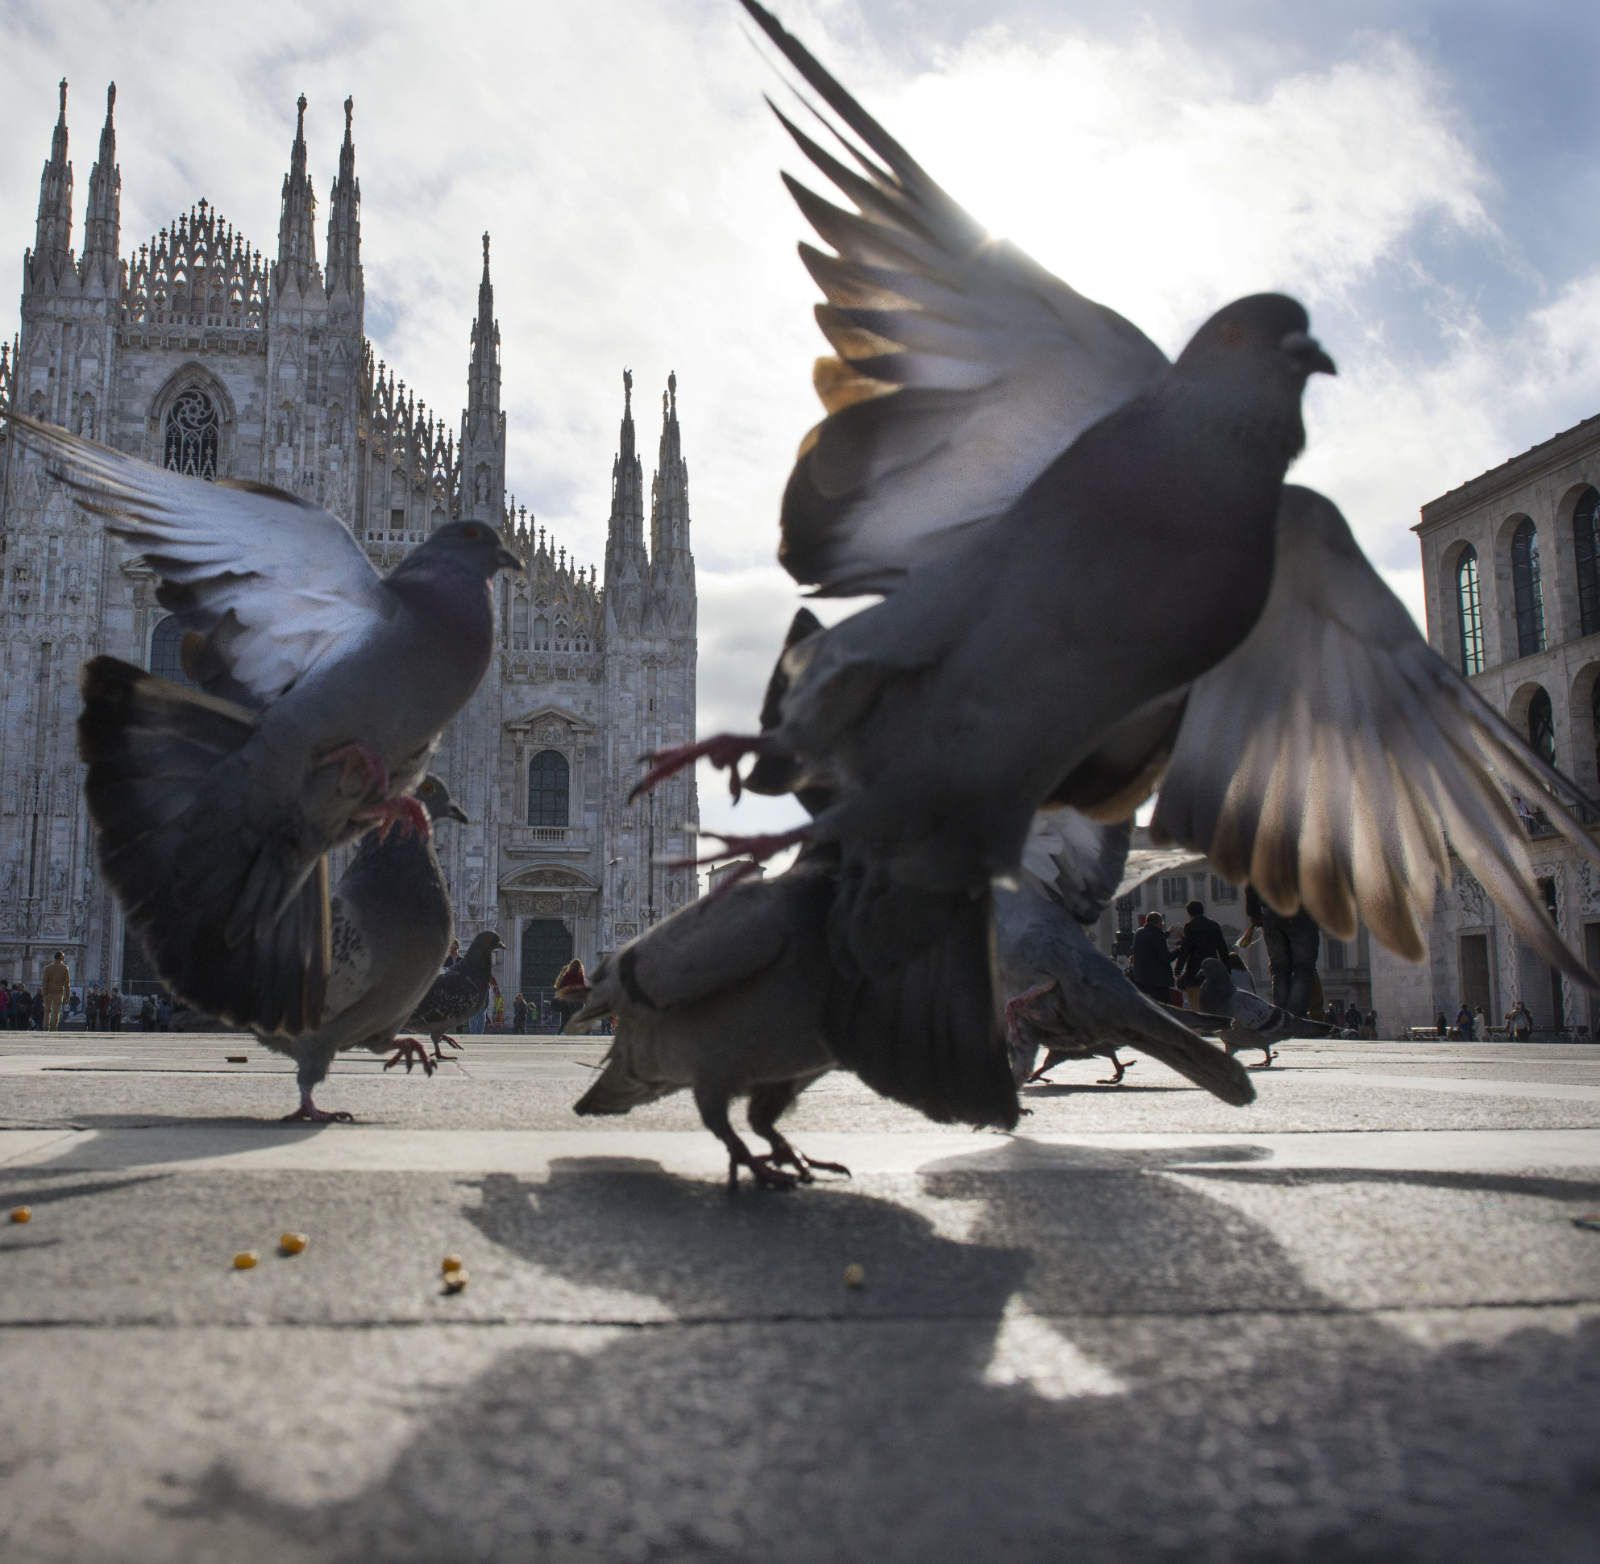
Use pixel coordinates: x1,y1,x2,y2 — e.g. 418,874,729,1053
1151,485,1600,985
8,413,387,703
739,0,1169,595
1018,809,1133,924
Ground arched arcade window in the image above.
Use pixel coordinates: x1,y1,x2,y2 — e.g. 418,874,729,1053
1456,546,1485,676
1575,487,1600,636
527,749,569,828
148,614,197,689
1528,687,1556,766
1510,517,1546,657
163,385,219,479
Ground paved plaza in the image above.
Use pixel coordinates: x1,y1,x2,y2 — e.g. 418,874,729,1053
2,1032,1598,1562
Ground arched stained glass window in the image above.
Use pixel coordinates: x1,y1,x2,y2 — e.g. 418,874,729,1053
148,614,197,688
1575,487,1600,636
163,386,219,479
1456,546,1485,676
527,749,569,828
1510,517,1546,657
1528,687,1556,766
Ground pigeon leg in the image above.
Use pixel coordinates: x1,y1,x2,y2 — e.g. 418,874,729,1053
1004,979,1059,1047
429,1033,464,1062
694,1082,797,1191
1096,1052,1137,1086
748,1081,850,1183
1252,1047,1278,1068
630,732,769,804
281,1090,354,1124
1025,1048,1070,1085
382,1038,436,1076
317,740,390,800
670,825,813,870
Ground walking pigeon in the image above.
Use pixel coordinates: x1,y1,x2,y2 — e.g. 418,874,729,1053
262,775,468,1123
408,930,505,1060
3,411,520,1039
1195,957,1335,1066
567,849,852,1189
996,813,1254,1105
636,4,1334,1114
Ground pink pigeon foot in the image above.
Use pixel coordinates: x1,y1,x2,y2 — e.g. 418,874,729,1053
1096,1054,1137,1086
430,1034,464,1062
630,732,769,804
281,1092,354,1124
354,794,431,843
763,1131,851,1183
382,1038,436,1075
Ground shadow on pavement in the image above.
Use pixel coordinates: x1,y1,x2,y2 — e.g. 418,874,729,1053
149,1140,1600,1563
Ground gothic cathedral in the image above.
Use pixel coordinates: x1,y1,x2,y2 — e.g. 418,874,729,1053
0,85,700,1007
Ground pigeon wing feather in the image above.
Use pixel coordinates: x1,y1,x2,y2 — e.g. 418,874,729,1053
739,0,1169,595
1151,486,1600,986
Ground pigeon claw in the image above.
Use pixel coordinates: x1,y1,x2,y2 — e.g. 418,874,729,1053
430,1034,464,1062
355,794,432,843
383,1038,436,1076
732,1154,800,1192
281,1095,355,1124
1096,1056,1137,1087
763,1131,851,1183
630,733,767,805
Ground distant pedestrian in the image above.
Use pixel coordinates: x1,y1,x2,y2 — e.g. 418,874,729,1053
1456,1003,1475,1041
1344,1000,1363,1033
1436,1011,1449,1039
1245,887,1320,1020
0,984,9,1030
1506,1000,1533,1041
1324,1001,1342,1029
42,951,71,1031
106,990,122,1032
443,939,461,971
1474,1005,1488,1039
30,989,45,1029
1172,901,1231,1009
1364,1008,1378,1040
1130,911,1175,1003
157,994,172,1031
139,993,157,1032
512,992,529,1032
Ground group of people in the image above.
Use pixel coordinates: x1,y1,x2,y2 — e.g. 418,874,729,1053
0,951,180,1033
1440,1000,1536,1041
1323,999,1380,1038
0,952,73,1030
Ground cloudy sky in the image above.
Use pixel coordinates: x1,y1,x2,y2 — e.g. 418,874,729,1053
3,0,1598,845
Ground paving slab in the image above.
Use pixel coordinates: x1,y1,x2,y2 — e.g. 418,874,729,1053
1,1034,1597,1562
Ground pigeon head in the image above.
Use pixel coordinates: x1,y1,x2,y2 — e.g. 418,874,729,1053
464,930,505,962
404,521,523,581
414,774,469,825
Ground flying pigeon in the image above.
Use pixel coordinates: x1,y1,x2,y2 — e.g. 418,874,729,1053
633,4,1333,1115
262,774,469,1123
996,813,1254,1105
408,930,505,1060
3,411,520,1038
1195,957,1335,1066
567,848,852,1189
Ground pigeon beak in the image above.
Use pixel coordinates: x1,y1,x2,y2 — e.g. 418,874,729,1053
447,804,469,824
494,545,524,574
1281,331,1337,377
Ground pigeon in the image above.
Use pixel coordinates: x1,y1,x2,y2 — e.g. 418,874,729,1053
567,849,852,1189
3,411,520,1039
996,813,1254,1105
634,5,1333,1117
262,774,469,1123
408,930,505,1061
1195,957,1335,1066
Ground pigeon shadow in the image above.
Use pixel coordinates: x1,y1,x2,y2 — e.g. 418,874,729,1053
143,1140,1600,1564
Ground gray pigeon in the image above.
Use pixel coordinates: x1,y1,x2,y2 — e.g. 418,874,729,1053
567,850,851,1189
4,411,521,1038
263,774,468,1123
1195,957,1336,1066
407,930,505,1060
996,813,1254,1105
635,6,1333,1117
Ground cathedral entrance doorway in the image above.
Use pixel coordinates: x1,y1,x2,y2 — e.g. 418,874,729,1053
520,918,573,1029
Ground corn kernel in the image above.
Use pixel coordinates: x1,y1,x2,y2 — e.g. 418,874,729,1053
9,1206,31,1224
279,1233,308,1255
443,1269,469,1294
440,1254,463,1274
843,1263,865,1289
233,1251,258,1270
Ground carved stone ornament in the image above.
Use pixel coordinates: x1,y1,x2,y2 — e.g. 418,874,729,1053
1578,859,1600,916
533,893,563,915
1453,866,1489,923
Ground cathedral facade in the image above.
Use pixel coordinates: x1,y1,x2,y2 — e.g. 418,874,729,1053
0,84,699,1008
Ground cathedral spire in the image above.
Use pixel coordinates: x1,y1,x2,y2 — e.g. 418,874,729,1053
649,370,693,567
28,79,74,292
324,94,361,304
604,367,650,622
80,82,121,289
465,231,501,428
273,92,319,294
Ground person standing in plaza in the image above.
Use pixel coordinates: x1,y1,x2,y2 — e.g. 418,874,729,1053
157,993,172,1031
1506,999,1534,1040
512,992,529,1032
106,989,122,1032
1245,886,1321,1022
1172,901,1231,1010
1456,1003,1476,1040
41,952,70,1031
1130,911,1176,1003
